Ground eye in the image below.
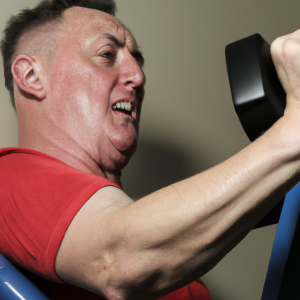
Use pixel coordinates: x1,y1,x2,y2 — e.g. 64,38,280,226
99,50,117,66
101,52,114,59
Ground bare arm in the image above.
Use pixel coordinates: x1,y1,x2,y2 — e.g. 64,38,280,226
55,31,300,300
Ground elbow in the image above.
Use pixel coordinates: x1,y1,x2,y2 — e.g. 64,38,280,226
98,253,165,300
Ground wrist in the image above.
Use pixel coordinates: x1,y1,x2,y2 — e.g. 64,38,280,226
262,113,300,170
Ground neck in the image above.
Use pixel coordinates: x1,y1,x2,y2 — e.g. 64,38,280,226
18,122,122,187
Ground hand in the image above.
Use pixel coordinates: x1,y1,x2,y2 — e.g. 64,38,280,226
271,30,300,110
267,30,300,160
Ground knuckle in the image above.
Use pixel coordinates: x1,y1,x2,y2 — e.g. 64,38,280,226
282,39,299,59
270,42,281,61
271,37,284,54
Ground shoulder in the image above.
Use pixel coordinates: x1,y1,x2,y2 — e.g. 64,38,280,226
0,147,122,283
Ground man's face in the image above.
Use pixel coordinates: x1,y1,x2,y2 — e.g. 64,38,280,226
45,7,145,173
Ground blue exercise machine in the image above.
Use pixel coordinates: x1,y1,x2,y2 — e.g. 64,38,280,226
0,253,49,299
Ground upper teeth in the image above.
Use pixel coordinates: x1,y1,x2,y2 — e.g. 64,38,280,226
113,101,132,111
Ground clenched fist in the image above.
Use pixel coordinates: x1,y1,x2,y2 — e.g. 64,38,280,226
271,30,300,111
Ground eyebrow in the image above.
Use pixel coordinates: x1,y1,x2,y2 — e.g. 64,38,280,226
102,33,126,48
102,33,145,67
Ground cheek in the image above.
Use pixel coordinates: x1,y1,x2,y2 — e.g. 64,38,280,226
49,59,112,116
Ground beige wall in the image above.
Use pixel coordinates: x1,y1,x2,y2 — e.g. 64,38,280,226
1,1,300,299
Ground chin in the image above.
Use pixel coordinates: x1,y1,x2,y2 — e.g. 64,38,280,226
108,136,138,169
115,140,138,157
109,127,138,152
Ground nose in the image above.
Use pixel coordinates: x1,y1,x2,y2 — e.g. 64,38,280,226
119,51,146,89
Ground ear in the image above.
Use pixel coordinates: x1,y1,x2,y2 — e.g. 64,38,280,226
11,54,46,99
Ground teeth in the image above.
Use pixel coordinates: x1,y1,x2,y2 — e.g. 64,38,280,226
113,101,132,111
126,102,131,110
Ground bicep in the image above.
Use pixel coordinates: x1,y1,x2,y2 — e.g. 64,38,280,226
55,186,134,296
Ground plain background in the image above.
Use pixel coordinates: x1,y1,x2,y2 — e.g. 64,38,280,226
1,1,300,299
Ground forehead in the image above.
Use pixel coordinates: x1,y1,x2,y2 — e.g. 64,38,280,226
61,7,138,50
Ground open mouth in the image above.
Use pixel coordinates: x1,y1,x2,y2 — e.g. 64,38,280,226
112,101,133,117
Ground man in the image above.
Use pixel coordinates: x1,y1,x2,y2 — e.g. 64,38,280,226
0,1,212,299
1,0,300,299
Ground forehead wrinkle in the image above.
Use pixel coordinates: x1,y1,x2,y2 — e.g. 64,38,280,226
123,27,140,52
92,15,137,47
88,24,139,52
101,33,125,48
60,7,143,63
63,7,140,52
